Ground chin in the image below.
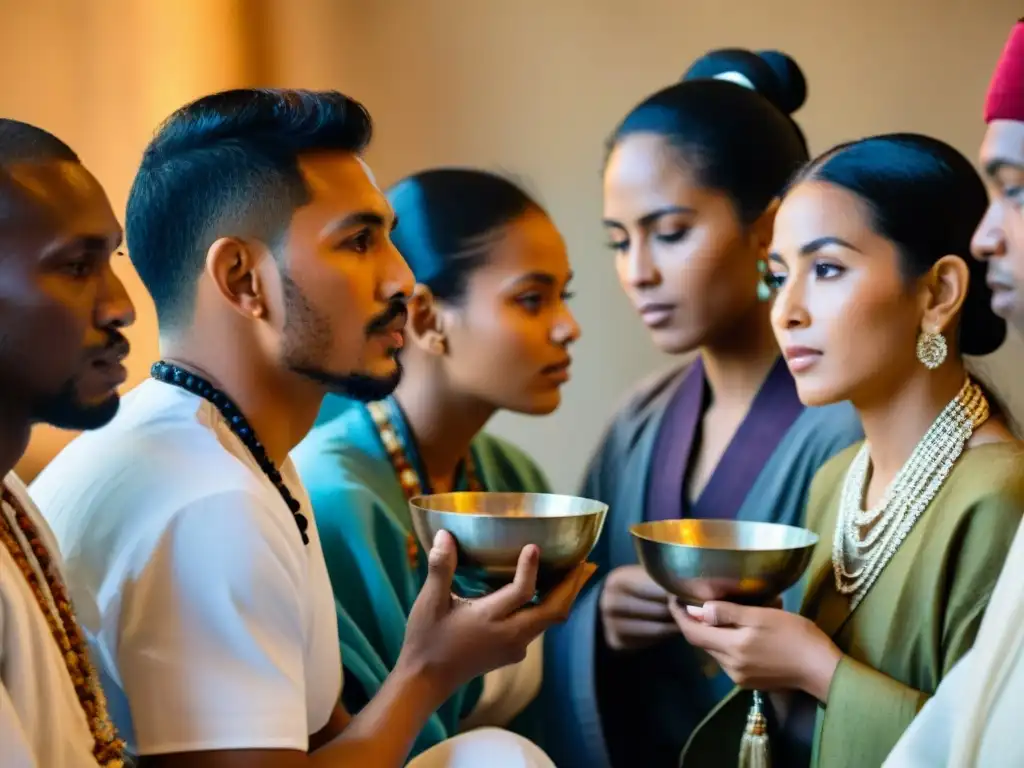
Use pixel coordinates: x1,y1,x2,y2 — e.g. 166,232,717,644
790,377,845,409
648,326,702,356
35,393,121,431
511,390,562,416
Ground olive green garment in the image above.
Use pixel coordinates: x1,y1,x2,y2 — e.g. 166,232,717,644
680,441,1024,768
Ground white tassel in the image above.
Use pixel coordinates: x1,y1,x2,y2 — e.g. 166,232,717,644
739,691,771,768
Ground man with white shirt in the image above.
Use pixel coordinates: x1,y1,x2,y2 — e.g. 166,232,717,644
32,88,590,768
0,118,136,766
884,17,1024,768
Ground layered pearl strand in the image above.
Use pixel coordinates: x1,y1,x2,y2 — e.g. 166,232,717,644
833,378,989,609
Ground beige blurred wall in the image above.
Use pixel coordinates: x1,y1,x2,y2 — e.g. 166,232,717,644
2,0,1021,491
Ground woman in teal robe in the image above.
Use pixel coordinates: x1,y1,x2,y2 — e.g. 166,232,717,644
541,49,864,768
292,168,580,761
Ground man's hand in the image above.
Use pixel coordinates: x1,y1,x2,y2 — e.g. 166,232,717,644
398,530,595,694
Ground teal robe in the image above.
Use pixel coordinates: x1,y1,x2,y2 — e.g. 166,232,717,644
541,362,864,768
291,395,551,761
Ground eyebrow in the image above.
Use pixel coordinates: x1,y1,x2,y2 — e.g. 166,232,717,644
49,233,122,257
324,210,397,237
983,158,1024,178
602,205,696,230
504,270,574,290
768,235,861,263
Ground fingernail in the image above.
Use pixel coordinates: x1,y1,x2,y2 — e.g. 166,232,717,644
433,530,445,547
686,605,704,619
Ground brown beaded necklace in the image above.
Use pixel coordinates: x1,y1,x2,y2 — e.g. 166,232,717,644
0,485,123,766
368,399,483,568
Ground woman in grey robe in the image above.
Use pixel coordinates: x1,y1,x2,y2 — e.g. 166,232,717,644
541,48,863,768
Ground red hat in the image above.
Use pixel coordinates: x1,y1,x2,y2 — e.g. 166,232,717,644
985,19,1024,123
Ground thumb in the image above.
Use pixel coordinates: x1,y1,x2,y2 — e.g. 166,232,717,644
421,529,457,605
697,601,744,627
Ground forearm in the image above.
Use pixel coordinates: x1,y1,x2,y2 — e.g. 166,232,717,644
314,663,448,768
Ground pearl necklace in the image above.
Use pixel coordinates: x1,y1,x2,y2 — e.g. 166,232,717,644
833,378,989,609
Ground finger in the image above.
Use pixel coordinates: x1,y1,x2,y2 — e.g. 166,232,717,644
675,609,733,653
701,601,752,628
510,561,595,632
620,572,670,601
477,544,541,618
418,530,457,612
610,618,681,642
605,593,674,621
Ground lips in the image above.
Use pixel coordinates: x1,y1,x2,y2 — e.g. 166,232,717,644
783,345,822,374
636,302,676,329
542,357,572,383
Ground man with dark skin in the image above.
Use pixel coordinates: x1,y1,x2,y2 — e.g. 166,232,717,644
32,89,592,768
883,17,1024,768
0,118,135,767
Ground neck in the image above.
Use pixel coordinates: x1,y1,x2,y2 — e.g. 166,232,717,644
160,338,326,467
700,303,780,409
0,399,32,481
856,361,968,489
392,365,494,490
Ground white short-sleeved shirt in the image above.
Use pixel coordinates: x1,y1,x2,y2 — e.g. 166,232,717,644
32,379,342,757
0,473,99,767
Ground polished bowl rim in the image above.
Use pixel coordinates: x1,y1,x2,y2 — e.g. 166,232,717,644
629,519,819,552
409,491,609,520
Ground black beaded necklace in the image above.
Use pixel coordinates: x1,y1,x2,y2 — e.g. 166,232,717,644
150,360,310,546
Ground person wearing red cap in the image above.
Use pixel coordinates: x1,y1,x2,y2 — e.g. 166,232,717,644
883,19,1024,768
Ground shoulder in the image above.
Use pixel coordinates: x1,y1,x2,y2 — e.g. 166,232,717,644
593,362,690,454
473,431,551,492
945,443,1024,528
617,362,690,423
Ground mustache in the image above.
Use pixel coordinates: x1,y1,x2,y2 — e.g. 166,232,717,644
87,329,131,359
365,298,408,335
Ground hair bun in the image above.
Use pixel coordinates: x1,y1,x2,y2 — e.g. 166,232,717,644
681,47,807,116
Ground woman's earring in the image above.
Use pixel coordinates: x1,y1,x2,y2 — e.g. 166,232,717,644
916,329,948,370
756,259,772,302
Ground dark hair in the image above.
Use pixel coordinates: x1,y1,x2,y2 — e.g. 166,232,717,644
682,47,808,152
125,88,373,328
609,51,809,225
792,133,1005,356
387,168,542,302
0,119,79,166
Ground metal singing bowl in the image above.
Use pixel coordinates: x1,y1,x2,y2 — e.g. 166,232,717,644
630,520,819,606
409,492,607,596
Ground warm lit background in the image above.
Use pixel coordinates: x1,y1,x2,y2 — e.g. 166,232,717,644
2,0,1021,491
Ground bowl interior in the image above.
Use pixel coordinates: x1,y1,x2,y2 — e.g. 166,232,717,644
630,519,819,551
629,519,819,606
409,491,608,519
409,492,607,598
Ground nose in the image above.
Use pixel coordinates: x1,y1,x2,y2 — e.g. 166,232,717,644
971,203,1006,262
382,240,415,303
769,273,810,333
552,301,581,346
96,263,136,330
619,240,660,289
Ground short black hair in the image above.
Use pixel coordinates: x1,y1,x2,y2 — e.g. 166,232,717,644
0,119,79,166
388,168,543,302
125,88,373,328
794,133,1005,357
